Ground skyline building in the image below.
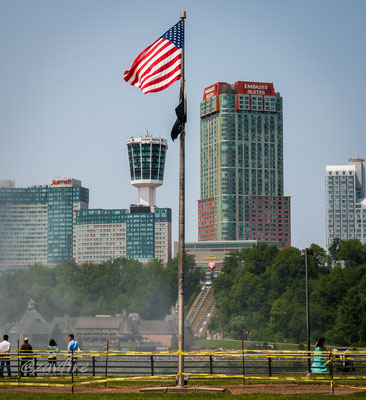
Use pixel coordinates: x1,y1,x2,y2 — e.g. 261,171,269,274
326,157,366,248
74,134,171,264
198,81,291,247
0,178,89,270
0,135,172,270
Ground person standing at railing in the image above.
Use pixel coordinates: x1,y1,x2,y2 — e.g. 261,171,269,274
311,337,329,373
20,337,33,377
46,339,58,376
0,335,11,377
67,334,80,376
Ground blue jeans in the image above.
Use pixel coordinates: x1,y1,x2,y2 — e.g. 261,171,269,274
0,360,11,376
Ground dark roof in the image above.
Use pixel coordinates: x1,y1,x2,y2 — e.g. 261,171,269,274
139,316,193,335
16,309,50,335
72,317,123,330
50,316,123,331
50,316,137,339
49,316,73,334
139,320,177,335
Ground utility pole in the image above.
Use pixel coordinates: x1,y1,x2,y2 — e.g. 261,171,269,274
302,247,313,374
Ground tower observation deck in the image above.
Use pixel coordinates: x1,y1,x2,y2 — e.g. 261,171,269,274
126,133,168,207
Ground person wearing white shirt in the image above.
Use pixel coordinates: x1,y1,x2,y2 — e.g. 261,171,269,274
0,335,11,377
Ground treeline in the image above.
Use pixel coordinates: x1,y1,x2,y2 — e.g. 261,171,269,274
0,255,201,325
211,239,366,346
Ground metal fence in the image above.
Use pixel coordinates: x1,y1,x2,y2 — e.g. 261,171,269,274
1,349,365,378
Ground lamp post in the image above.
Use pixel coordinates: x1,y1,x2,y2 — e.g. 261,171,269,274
301,247,313,374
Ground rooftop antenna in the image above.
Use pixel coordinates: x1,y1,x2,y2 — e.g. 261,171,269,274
145,128,151,138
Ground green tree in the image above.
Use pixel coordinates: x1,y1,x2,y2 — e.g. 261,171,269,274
338,239,366,267
165,253,201,308
241,244,279,275
328,238,344,265
212,241,366,344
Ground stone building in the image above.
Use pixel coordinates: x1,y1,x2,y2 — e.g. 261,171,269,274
3,299,50,350
2,300,194,351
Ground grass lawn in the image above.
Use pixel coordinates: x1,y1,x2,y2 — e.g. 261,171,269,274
1,393,366,400
194,339,302,351
194,339,366,352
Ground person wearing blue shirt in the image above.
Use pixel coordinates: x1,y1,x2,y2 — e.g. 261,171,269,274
67,334,80,375
67,334,80,352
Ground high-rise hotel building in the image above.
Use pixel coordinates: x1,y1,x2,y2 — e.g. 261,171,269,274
73,134,172,264
0,135,172,271
326,158,366,248
0,178,89,270
198,81,291,246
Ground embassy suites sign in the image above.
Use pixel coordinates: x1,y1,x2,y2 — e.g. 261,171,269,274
203,81,275,101
241,83,272,96
235,81,275,96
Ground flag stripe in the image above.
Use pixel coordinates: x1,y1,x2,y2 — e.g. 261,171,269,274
139,51,182,88
124,39,166,85
131,41,176,87
142,68,181,94
123,40,159,82
142,71,181,94
140,57,182,91
127,39,170,86
123,20,183,94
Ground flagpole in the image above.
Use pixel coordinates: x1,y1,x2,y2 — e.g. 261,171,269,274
177,9,186,389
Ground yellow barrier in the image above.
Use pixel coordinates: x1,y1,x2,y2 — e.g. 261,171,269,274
335,383,366,390
0,349,365,393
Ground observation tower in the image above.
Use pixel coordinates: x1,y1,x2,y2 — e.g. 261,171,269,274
126,133,168,207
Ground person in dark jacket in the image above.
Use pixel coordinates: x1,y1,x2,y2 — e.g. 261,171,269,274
20,337,33,377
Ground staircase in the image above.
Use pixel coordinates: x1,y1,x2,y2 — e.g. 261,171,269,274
186,285,216,337
196,296,216,337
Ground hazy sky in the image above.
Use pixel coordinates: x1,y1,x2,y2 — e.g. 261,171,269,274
1,0,366,250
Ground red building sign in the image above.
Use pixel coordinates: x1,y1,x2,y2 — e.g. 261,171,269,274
234,81,275,96
203,81,275,101
51,178,72,187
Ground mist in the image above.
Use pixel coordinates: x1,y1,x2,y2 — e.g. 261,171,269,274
0,257,201,327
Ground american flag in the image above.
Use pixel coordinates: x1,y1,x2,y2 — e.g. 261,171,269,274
124,21,183,94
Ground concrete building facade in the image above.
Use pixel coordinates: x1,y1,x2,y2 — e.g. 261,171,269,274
326,158,366,248
73,207,171,264
0,178,89,271
174,239,285,272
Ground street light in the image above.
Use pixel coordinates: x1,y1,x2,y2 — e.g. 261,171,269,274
301,247,313,375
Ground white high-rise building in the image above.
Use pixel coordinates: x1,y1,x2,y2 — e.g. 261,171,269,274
73,133,171,265
126,133,168,207
326,158,366,248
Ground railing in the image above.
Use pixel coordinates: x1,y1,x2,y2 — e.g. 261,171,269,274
186,286,211,326
196,298,216,336
0,349,365,393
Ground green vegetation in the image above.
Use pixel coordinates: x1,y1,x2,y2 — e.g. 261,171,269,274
211,240,366,346
194,339,300,351
194,338,244,350
0,254,201,324
1,238,366,349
